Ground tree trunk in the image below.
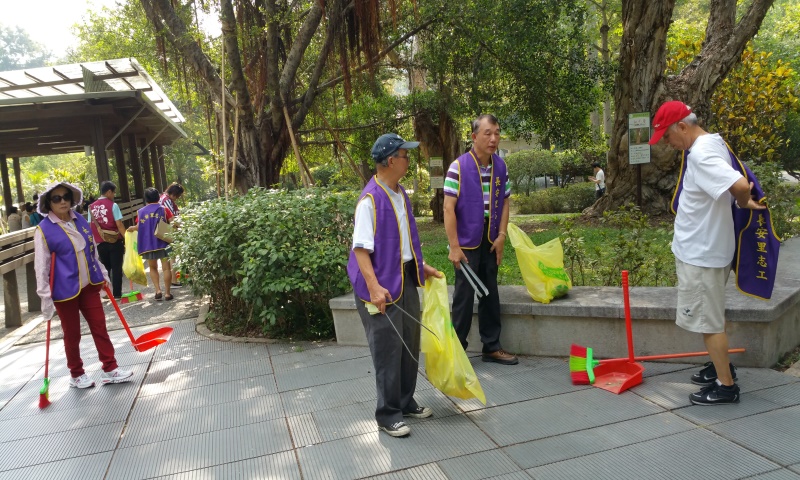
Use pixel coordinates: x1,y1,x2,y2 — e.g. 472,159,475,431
587,0,775,217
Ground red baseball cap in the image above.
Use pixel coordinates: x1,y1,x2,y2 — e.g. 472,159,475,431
648,101,692,145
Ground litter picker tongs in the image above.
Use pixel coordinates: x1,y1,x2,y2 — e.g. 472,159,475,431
460,260,489,298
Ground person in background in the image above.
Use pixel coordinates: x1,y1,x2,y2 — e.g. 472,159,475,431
7,206,22,232
129,187,174,301
33,181,133,388
444,114,517,365
159,183,184,287
348,133,442,438
29,194,43,227
21,203,33,229
89,181,126,299
589,162,606,199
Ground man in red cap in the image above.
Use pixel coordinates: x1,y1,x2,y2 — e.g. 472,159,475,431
650,100,765,405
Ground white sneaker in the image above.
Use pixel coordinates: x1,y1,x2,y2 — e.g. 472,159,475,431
99,368,134,385
69,374,95,389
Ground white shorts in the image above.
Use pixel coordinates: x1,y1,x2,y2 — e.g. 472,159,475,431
675,258,731,334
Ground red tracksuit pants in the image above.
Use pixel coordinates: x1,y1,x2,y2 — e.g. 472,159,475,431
54,283,118,378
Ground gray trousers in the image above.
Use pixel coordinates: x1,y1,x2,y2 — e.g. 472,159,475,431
355,263,421,426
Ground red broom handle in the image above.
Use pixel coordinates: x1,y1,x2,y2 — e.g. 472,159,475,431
45,252,55,379
103,285,137,344
622,271,634,362
600,348,746,363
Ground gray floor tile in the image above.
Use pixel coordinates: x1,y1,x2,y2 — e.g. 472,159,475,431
0,363,145,421
0,451,111,480
312,401,378,442
140,355,273,394
436,450,522,480
280,376,379,416
271,345,371,372
736,368,799,393
297,416,497,480
274,356,375,392
745,469,800,480
0,382,25,411
121,392,284,448
710,405,800,466
361,463,449,479
483,473,532,480
267,341,332,356
0,401,124,443
503,412,695,469
791,464,800,475
148,450,301,480
749,382,800,407
627,370,706,410
288,413,323,447
674,393,784,425
106,420,292,479
526,429,780,480
468,387,664,446
0,422,122,472
639,361,696,378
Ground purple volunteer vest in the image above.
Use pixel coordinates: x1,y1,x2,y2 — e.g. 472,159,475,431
137,203,169,254
671,143,780,300
347,176,425,303
89,197,118,244
454,150,507,248
39,215,106,301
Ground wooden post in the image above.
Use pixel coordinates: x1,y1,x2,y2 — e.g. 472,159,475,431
150,144,163,192
113,137,131,202
157,145,168,189
140,139,153,188
12,157,24,203
91,118,111,184
128,134,144,200
0,154,13,216
26,261,40,312
3,270,21,328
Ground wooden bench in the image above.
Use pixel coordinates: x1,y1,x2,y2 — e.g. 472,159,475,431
0,228,39,328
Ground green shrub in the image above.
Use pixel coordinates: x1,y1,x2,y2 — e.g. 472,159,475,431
172,188,357,338
514,182,595,214
506,149,561,195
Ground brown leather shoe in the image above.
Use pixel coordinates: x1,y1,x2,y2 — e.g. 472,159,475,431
482,349,519,365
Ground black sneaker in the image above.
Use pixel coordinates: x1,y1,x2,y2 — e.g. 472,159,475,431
403,406,433,419
689,383,740,405
379,421,410,437
691,361,737,386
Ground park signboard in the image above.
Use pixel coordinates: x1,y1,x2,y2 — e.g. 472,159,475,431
628,112,651,165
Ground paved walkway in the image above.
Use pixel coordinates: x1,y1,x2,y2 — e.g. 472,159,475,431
0,300,799,480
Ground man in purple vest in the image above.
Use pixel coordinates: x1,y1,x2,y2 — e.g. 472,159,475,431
444,114,517,365
649,100,766,405
89,181,126,299
347,133,442,438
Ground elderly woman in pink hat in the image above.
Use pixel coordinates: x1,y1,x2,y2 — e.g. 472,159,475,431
34,181,133,389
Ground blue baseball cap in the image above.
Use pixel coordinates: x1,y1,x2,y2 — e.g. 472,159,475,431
370,133,420,164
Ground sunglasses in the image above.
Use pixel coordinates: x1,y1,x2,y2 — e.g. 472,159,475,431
50,194,73,204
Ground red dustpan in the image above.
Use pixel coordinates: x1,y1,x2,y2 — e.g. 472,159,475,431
592,271,644,394
104,285,173,352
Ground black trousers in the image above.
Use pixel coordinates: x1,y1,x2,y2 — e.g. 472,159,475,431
98,240,124,298
451,221,502,353
356,262,421,426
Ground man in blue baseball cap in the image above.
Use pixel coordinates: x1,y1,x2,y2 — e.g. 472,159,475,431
347,133,441,437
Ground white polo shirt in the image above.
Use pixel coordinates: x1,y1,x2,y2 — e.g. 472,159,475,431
672,133,743,268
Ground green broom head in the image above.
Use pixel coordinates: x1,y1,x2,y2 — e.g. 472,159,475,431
569,344,600,385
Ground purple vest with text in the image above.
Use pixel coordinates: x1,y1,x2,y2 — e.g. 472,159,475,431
347,177,425,303
137,203,169,254
39,215,105,301
454,150,507,248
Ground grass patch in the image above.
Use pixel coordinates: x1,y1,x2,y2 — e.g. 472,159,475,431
773,345,800,372
417,213,675,287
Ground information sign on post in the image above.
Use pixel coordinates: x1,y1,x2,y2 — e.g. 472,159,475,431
429,157,444,189
628,112,651,165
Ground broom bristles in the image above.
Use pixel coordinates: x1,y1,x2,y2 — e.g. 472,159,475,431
569,344,597,385
38,378,50,409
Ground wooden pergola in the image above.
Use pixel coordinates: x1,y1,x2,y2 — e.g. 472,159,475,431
0,58,187,213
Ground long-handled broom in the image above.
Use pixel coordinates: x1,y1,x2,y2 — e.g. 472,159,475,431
569,344,746,385
39,253,56,409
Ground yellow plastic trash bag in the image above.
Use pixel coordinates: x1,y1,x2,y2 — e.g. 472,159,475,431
421,275,486,404
507,223,571,304
123,230,148,287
